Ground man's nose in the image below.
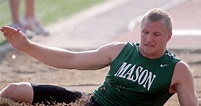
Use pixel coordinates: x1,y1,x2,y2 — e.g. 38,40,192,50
146,34,153,42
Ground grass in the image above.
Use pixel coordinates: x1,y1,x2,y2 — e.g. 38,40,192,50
0,0,105,45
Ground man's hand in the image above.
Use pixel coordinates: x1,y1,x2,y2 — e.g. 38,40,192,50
0,26,31,52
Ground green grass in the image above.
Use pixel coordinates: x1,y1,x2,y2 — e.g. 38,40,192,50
0,0,105,45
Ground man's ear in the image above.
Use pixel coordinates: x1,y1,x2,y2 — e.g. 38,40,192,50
167,32,172,42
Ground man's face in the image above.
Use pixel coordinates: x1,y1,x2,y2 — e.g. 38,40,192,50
140,20,172,59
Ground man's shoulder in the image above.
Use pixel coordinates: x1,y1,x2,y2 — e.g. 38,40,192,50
104,41,127,50
173,61,193,82
175,61,191,72
108,42,140,52
102,41,137,61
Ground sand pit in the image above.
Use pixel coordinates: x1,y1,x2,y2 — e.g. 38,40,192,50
0,49,201,106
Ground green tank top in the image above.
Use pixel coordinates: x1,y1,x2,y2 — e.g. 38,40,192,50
93,42,181,106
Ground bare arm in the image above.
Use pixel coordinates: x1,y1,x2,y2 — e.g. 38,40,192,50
171,61,198,106
26,41,125,69
0,26,126,70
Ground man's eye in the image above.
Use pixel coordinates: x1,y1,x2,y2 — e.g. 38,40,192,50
143,31,149,34
154,33,160,36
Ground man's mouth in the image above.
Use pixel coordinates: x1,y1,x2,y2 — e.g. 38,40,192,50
145,44,154,47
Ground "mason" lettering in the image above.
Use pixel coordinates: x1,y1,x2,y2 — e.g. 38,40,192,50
114,62,156,90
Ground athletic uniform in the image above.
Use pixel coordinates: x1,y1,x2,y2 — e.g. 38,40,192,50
31,84,99,105
93,42,181,106
31,42,180,106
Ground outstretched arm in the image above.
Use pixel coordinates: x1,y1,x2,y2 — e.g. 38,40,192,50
172,61,199,106
0,26,125,70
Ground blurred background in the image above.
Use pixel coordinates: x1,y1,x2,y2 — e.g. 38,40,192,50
0,0,105,45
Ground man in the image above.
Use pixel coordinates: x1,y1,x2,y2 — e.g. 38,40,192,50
0,8,198,106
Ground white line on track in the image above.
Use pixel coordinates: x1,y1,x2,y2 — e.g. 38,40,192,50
173,30,201,36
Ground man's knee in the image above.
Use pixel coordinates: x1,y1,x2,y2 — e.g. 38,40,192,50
0,82,33,104
0,83,19,98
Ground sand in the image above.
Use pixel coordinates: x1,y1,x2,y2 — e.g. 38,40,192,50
0,49,201,106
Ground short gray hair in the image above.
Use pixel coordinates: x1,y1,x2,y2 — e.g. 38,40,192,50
141,8,173,32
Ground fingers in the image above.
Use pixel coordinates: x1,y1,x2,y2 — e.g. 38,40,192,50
1,27,11,37
1,26,25,34
1,26,17,33
1,26,21,36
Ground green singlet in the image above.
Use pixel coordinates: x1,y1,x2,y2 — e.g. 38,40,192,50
93,42,181,106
